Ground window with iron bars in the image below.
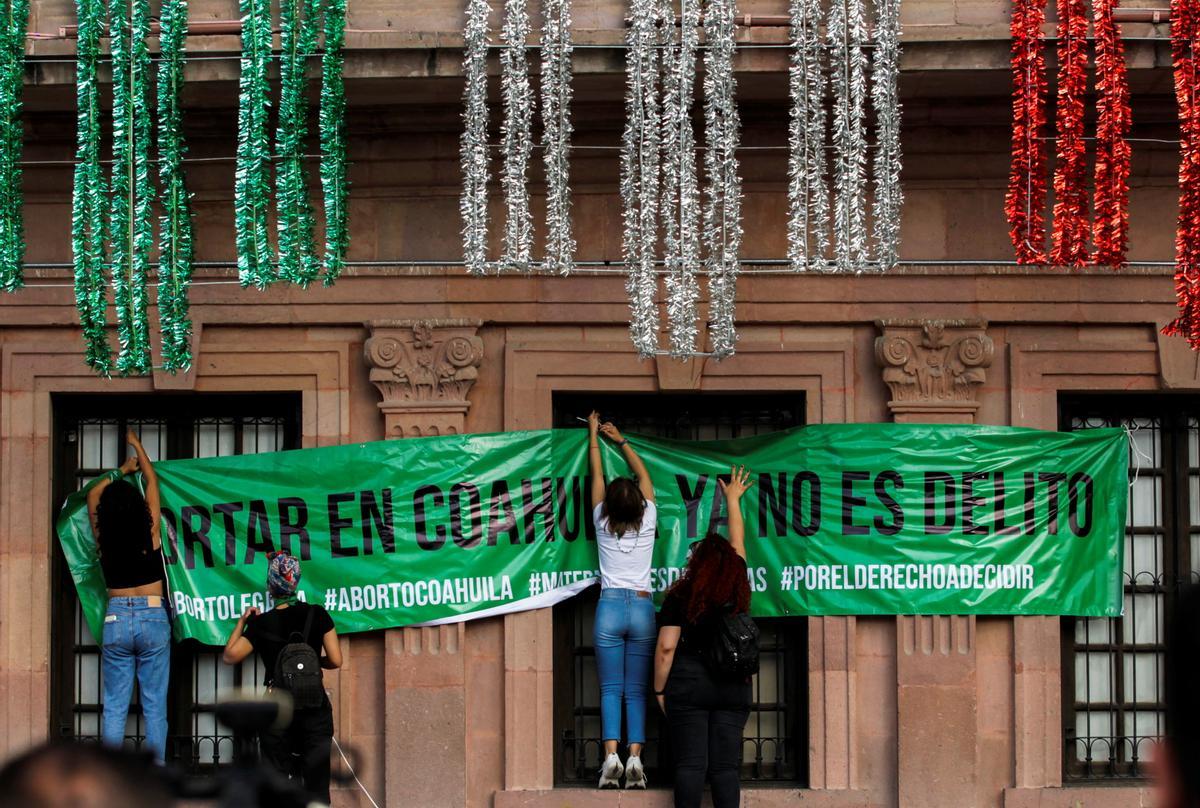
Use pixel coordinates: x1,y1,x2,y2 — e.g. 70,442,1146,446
550,392,808,787
1061,397,1200,780
51,394,301,771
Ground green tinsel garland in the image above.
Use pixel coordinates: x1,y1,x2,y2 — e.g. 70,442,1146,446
108,0,154,375
0,0,28,292
275,0,321,286
156,0,194,372
319,0,348,284
236,0,274,288
71,0,110,373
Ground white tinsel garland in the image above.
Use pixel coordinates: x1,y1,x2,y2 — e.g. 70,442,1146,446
500,0,534,268
460,0,491,274
662,0,701,358
702,0,743,359
871,0,904,271
787,0,829,271
828,0,869,272
540,0,575,274
620,0,664,357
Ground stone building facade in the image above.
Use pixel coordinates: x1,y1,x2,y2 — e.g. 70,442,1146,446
0,0,1191,806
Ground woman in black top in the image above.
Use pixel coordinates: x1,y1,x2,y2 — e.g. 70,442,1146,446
86,429,171,763
222,552,342,806
653,466,755,808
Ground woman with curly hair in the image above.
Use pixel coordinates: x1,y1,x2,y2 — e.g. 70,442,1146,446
86,429,170,763
653,465,756,808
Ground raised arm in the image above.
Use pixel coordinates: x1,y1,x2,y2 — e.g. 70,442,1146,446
599,422,655,503
127,429,161,549
588,411,606,508
222,606,259,664
717,465,755,560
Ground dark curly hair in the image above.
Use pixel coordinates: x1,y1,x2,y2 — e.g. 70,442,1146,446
95,479,153,554
667,531,750,622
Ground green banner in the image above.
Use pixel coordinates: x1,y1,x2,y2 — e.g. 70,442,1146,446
56,424,1126,645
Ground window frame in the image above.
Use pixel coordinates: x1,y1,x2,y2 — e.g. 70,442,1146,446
549,391,809,787
50,393,301,769
1059,395,1198,781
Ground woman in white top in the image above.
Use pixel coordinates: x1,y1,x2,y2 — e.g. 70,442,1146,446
587,411,658,789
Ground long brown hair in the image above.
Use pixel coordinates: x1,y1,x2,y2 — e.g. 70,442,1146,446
601,477,646,537
667,531,750,622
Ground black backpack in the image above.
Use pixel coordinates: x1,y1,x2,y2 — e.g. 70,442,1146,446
703,605,760,680
266,606,325,709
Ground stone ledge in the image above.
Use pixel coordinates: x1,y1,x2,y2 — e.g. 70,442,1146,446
495,788,881,808
1002,786,1154,808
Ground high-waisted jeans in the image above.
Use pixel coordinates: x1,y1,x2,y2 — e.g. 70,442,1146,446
101,596,171,763
593,587,656,745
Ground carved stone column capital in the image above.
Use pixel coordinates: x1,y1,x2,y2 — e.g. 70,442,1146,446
874,318,994,420
364,319,484,438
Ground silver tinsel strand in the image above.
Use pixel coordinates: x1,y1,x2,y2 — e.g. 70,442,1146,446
540,0,575,274
662,0,701,358
871,0,903,271
500,0,534,268
787,0,829,271
828,0,869,272
702,0,743,359
459,0,491,275
620,0,663,357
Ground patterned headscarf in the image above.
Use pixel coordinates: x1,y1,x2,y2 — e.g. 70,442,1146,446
267,551,301,598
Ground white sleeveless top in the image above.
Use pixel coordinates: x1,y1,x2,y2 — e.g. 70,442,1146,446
594,501,657,591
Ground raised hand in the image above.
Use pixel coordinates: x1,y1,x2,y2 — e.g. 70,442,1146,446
119,456,140,475
600,422,624,443
718,465,755,501
587,410,600,436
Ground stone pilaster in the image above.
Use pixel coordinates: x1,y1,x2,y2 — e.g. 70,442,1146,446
365,319,483,807
364,319,484,438
875,318,991,808
874,318,994,423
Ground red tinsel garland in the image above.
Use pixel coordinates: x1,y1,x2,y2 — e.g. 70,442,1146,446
1165,0,1200,346
1049,0,1090,266
1006,0,1049,264
1091,0,1132,267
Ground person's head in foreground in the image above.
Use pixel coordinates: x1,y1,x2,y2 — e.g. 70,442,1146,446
267,550,301,601
1158,583,1200,808
0,741,170,808
671,530,751,621
95,478,152,545
602,475,647,537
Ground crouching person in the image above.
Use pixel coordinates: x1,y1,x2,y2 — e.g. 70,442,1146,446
222,551,342,806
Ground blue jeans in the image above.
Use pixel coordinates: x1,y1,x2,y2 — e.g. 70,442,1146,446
593,588,656,746
101,596,171,763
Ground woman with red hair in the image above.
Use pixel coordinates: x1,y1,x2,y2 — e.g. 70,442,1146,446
653,465,755,808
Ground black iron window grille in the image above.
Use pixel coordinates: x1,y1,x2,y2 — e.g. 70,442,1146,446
52,395,300,771
1061,399,1200,780
550,392,808,787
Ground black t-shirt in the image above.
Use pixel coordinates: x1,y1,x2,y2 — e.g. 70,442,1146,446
658,557,749,656
242,602,335,681
658,591,725,656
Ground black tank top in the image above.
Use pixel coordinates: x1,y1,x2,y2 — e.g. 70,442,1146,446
99,531,164,590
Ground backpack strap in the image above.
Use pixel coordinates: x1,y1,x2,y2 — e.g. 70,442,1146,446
299,603,316,644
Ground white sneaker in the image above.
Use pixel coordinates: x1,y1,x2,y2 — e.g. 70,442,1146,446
598,752,624,789
624,754,647,789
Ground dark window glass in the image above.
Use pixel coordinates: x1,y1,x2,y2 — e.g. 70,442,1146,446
51,394,301,770
551,392,807,786
1061,398,1200,780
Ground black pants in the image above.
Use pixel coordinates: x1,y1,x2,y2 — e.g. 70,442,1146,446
664,654,751,808
260,701,334,806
